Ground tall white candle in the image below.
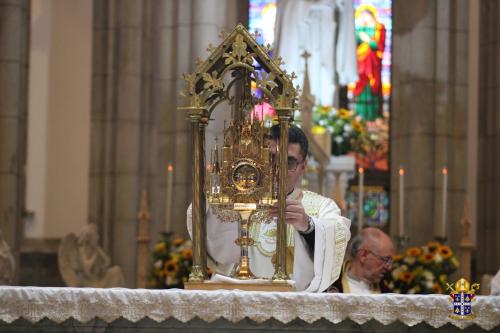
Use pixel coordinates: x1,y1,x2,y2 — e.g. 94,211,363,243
358,167,364,233
165,163,174,231
399,167,405,237
441,167,448,238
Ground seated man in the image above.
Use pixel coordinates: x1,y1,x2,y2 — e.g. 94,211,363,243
328,227,394,293
187,125,351,292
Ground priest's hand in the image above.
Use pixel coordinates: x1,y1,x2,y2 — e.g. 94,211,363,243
269,199,309,232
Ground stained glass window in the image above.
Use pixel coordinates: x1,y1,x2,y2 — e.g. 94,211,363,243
348,0,392,172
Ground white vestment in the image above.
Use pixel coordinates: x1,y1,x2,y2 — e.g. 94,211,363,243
187,189,351,292
274,0,358,106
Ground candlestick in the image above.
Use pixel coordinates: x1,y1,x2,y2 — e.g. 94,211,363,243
398,167,405,237
441,167,448,238
358,167,364,233
165,163,174,231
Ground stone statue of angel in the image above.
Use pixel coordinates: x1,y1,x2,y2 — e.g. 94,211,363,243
58,223,125,288
0,228,15,285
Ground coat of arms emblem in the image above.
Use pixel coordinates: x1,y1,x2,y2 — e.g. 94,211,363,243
447,278,480,320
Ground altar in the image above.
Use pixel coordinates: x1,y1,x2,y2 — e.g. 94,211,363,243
1,287,499,332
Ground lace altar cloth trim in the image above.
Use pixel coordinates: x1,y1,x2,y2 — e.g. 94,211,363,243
0,287,499,330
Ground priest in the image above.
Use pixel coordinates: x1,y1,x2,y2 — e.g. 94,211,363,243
187,125,351,292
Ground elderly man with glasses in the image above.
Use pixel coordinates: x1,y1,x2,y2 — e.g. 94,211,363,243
188,124,351,292
328,227,395,293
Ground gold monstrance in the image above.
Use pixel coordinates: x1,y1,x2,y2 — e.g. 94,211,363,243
179,24,299,289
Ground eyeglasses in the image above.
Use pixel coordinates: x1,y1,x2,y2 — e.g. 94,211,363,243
287,156,303,172
364,249,393,265
271,154,304,172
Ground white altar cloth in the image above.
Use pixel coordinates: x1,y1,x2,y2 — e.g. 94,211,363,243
0,287,499,330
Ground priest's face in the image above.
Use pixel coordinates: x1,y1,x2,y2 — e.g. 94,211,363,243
268,140,307,194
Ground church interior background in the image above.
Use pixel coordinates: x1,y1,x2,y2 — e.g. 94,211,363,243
0,0,499,298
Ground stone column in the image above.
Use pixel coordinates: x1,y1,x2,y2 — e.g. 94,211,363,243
90,0,247,286
476,0,500,277
391,0,468,248
90,0,153,286
0,0,30,283
158,0,247,238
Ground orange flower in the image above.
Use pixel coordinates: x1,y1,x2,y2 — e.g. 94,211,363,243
172,238,185,247
433,283,443,294
406,247,422,257
393,254,404,262
439,245,452,259
399,271,415,283
182,248,193,260
419,253,434,264
163,259,179,277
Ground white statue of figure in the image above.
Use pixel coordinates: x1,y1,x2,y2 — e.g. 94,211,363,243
0,228,15,285
58,224,125,288
274,0,358,106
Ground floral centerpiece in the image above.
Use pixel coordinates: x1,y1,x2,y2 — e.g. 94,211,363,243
385,241,460,294
148,233,193,289
312,106,369,156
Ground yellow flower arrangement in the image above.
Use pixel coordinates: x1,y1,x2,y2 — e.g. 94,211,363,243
312,106,369,155
385,240,459,294
148,233,194,289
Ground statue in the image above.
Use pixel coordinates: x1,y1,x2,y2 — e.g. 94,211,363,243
58,224,125,288
0,228,15,285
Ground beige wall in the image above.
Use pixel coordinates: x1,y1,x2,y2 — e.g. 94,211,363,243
26,0,92,239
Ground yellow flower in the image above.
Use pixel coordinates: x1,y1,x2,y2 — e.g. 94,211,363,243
182,248,193,260
419,253,435,264
163,259,179,277
438,245,452,259
352,120,363,133
172,238,185,247
320,106,332,114
337,108,350,119
312,125,326,134
406,247,422,257
154,242,166,253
